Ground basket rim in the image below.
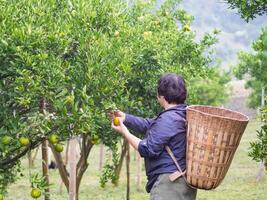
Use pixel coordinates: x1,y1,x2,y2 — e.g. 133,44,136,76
187,105,249,122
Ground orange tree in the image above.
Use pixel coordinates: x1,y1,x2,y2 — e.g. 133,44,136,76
100,0,229,186
0,0,129,196
234,27,267,169
226,0,267,22
0,0,229,198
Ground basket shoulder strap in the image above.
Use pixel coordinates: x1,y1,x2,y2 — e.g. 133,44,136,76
165,146,185,174
166,146,198,190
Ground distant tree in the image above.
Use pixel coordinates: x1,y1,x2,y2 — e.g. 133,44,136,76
234,26,267,109
225,0,267,22
234,26,267,181
189,69,231,106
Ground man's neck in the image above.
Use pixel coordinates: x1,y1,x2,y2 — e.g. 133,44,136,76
164,103,178,110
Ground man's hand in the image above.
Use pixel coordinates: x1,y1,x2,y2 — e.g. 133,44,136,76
111,116,141,151
108,109,126,121
113,110,126,121
111,117,129,135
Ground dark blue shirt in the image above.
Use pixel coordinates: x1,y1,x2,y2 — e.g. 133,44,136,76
124,104,187,193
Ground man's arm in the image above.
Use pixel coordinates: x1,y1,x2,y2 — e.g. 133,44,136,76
123,114,153,135
138,114,185,158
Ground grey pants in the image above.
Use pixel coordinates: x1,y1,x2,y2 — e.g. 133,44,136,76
150,174,197,200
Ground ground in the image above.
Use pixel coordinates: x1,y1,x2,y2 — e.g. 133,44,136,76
6,120,267,200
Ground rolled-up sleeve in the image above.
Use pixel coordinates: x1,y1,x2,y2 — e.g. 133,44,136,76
124,114,153,135
138,114,185,158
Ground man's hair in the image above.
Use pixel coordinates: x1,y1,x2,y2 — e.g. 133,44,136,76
157,73,187,104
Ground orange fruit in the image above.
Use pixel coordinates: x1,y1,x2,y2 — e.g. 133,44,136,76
48,134,59,144
91,135,100,144
0,194,3,200
183,25,191,32
65,95,74,105
1,136,12,145
113,117,120,126
19,137,30,146
143,31,152,38
31,188,41,199
54,143,64,153
114,31,120,37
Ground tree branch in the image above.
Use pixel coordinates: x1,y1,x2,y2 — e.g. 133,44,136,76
50,143,70,192
0,139,43,166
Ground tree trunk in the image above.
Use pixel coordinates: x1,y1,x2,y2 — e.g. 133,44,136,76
27,151,33,176
76,134,93,198
51,134,93,199
69,137,77,200
42,140,50,200
261,86,265,106
126,143,130,200
27,147,39,174
136,152,142,192
60,140,70,194
113,139,127,185
51,145,70,192
256,86,266,182
99,143,104,171
40,97,50,200
32,147,39,167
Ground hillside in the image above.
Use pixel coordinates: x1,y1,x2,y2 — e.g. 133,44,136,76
179,0,267,68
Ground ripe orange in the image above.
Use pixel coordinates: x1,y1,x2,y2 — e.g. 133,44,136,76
114,31,120,37
19,137,30,146
183,25,191,32
31,188,41,199
113,117,120,126
143,31,152,38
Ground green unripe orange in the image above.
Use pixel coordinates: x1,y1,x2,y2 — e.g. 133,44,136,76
65,95,74,105
91,135,99,144
48,134,59,144
0,194,3,200
1,136,12,145
31,188,41,199
19,137,30,146
54,143,64,153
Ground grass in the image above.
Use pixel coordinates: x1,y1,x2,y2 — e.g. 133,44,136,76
6,120,267,200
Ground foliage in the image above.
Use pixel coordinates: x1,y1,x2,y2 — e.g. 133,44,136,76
0,161,21,195
248,105,267,163
234,26,267,108
4,121,267,200
30,173,49,194
0,0,127,192
0,0,229,193
189,68,231,106
225,0,267,22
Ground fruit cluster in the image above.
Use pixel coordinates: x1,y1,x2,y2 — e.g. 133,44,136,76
1,135,30,147
48,134,64,153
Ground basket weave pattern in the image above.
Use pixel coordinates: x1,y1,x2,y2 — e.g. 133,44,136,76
186,105,249,190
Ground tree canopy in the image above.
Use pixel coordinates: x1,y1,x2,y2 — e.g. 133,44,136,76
0,0,229,196
225,0,267,22
234,26,267,108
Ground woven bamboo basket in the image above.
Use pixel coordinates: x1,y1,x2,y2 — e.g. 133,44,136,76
185,105,249,190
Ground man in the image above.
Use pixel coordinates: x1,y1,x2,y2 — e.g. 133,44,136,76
111,73,197,200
